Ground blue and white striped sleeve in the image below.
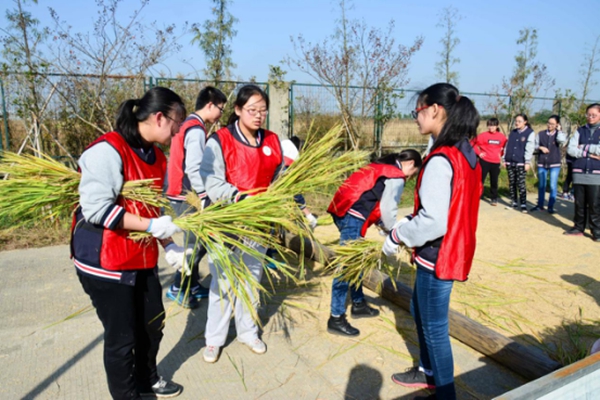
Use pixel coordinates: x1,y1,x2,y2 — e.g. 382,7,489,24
78,142,126,229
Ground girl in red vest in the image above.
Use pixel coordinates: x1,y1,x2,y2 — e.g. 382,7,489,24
383,83,482,400
470,117,507,206
71,87,188,399
200,85,283,363
326,150,422,337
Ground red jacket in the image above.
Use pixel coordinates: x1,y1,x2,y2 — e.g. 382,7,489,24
165,114,205,201
413,142,482,281
215,126,282,192
470,131,507,164
71,131,165,272
328,163,405,237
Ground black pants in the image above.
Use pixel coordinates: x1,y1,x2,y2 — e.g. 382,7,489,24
507,164,527,207
79,269,165,400
573,184,600,236
563,163,574,193
480,159,501,200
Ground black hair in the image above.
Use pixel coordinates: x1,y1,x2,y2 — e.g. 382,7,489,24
290,135,303,151
227,84,270,126
548,114,560,124
115,86,186,148
487,117,499,126
375,149,423,169
586,103,600,113
196,86,227,110
417,83,480,153
515,113,531,128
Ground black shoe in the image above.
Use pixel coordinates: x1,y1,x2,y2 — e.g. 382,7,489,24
530,205,544,212
547,208,555,214
592,234,600,242
520,205,528,213
327,314,360,336
139,377,182,398
563,228,584,236
350,300,380,318
391,366,436,389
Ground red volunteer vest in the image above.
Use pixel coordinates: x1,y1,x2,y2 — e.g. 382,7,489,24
413,144,482,281
328,163,405,236
215,127,282,192
74,131,166,271
165,115,205,200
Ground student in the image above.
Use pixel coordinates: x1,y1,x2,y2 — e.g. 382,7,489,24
383,83,482,400
564,103,600,241
531,115,565,214
471,118,507,206
71,87,187,399
165,86,227,308
504,114,535,213
326,150,422,336
200,85,283,363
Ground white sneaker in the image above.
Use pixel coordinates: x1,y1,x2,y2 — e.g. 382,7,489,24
239,337,267,354
203,345,220,363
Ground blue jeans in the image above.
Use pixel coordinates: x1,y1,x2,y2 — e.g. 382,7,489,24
411,269,455,399
537,167,560,210
330,214,365,316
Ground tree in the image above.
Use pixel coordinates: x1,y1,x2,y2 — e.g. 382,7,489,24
286,0,422,149
191,0,237,84
579,34,600,107
48,0,182,154
435,6,462,86
0,0,50,154
500,28,554,126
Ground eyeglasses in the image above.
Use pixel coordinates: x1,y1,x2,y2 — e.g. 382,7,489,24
244,107,269,117
164,114,183,128
214,104,224,113
411,104,443,119
586,114,599,118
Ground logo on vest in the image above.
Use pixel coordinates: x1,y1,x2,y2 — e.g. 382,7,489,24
263,146,272,156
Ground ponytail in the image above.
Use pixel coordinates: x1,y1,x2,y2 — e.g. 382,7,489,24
515,113,531,129
417,83,479,153
375,149,423,169
115,86,186,148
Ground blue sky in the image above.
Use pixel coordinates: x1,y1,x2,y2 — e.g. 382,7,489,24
7,0,600,99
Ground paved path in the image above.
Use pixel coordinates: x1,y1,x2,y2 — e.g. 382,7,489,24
0,238,525,400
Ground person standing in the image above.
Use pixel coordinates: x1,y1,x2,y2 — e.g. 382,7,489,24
200,85,283,363
564,103,600,241
531,115,565,214
504,114,535,213
327,150,422,337
471,118,507,206
383,83,482,400
71,87,186,399
165,86,227,308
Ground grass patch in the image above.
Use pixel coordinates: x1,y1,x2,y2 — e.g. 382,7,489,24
0,216,70,251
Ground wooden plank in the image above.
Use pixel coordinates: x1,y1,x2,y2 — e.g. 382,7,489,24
284,234,562,381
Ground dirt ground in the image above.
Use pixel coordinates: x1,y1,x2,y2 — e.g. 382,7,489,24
309,193,600,367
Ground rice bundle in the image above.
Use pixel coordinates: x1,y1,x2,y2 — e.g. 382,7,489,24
0,151,167,226
329,239,411,290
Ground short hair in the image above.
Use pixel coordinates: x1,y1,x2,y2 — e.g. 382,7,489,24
487,118,499,126
586,103,600,113
196,86,227,110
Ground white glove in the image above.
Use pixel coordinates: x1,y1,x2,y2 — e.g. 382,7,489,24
382,234,400,258
391,216,411,231
164,243,194,275
306,213,318,230
147,216,181,239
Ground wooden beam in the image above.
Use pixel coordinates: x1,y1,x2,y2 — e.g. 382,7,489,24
284,234,562,381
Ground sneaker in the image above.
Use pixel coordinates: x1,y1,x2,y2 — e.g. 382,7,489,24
265,261,278,270
166,286,199,309
547,208,555,214
350,300,380,318
327,314,360,336
490,199,498,206
391,366,436,389
521,205,528,214
203,345,220,363
530,205,544,212
511,202,519,209
239,337,267,354
568,194,575,201
563,228,584,236
592,234,600,242
139,377,182,398
190,285,209,300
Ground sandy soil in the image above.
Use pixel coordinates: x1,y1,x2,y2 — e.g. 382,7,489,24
309,194,600,366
